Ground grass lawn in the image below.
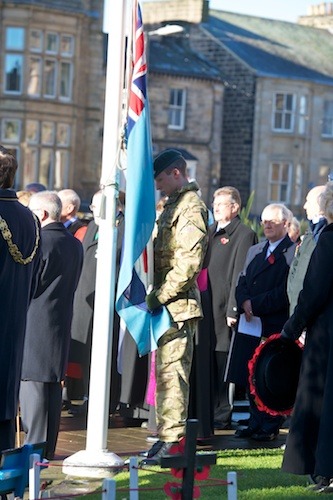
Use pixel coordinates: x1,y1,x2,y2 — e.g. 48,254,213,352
99,448,326,499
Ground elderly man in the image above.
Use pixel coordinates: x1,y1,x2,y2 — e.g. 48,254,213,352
58,188,87,242
20,191,83,459
287,185,326,315
0,146,41,452
208,186,257,430
143,149,209,465
235,203,295,441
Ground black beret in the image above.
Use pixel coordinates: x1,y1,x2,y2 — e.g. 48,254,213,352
153,149,185,178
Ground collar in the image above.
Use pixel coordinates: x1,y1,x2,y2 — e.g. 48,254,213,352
64,217,78,228
165,181,200,205
0,189,18,201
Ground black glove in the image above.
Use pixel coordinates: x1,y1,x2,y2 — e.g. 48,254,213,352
145,290,162,312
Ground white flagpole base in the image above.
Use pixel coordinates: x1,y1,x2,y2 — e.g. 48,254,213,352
62,449,124,478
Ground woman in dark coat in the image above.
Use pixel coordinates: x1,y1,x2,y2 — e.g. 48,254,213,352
281,182,333,490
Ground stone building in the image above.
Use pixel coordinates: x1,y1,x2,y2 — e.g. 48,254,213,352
143,0,333,216
148,33,223,202
0,0,105,200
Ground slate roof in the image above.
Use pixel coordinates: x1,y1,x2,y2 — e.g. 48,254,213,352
1,0,99,17
149,34,221,81
202,9,333,86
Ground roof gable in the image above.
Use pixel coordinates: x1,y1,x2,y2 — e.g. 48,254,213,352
203,10,333,85
149,34,221,80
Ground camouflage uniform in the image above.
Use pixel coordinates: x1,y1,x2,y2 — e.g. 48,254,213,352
152,181,208,442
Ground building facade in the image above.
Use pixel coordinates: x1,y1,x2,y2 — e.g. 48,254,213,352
0,0,105,200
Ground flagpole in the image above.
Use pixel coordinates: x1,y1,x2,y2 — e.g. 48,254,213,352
63,0,127,476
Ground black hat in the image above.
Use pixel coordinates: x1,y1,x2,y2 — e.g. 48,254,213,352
248,333,303,416
153,149,185,178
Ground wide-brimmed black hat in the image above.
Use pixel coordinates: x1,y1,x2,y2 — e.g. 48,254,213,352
248,333,303,416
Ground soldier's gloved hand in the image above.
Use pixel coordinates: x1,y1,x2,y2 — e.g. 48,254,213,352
145,290,161,312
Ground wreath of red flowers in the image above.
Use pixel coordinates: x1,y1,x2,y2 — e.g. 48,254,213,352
248,333,303,417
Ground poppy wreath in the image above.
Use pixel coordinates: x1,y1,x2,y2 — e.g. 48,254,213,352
248,333,303,416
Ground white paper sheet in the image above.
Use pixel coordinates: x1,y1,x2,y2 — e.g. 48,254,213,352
238,313,262,338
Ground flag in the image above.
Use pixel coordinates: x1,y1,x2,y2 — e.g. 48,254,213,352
116,0,170,356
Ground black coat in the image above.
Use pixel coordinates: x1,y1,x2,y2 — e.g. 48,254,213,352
236,235,295,337
21,222,83,382
208,216,257,351
0,189,41,420
282,223,333,478
71,221,99,345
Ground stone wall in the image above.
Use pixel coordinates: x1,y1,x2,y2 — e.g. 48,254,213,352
142,0,208,25
189,25,256,206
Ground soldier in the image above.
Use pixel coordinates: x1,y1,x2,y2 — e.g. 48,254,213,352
143,149,209,465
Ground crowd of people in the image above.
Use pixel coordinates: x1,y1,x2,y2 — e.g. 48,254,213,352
1,143,333,491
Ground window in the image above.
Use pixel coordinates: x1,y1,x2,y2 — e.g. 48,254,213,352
30,30,42,52
298,96,308,135
60,35,74,56
322,100,333,137
43,60,56,97
46,33,58,54
5,54,23,93
272,93,295,132
28,56,42,96
6,27,24,50
2,119,21,142
24,148,38,185
168,89,186,130
26,120,39,144
60,62,72,99
0,118,70,189
3,26,74,100
4,28,25,94
268,162,292,203
41,122,55,146
57,123,70,146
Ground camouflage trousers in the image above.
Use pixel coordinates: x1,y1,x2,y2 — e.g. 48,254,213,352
156,319,197,442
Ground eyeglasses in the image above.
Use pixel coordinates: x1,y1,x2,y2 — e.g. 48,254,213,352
261,219,285,226
212,202,234,209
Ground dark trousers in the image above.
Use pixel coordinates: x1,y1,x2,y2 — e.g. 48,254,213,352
248,389,283,434
0,419,15,453
19,381,62,459
214,351,233,426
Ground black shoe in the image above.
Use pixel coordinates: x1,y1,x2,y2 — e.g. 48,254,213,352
141,440,178,466
68,401,88,416
308,476,331,492
251,431,278,442
234,427,257,438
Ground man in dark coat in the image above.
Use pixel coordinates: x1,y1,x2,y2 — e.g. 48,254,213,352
0,146,41,452
235,203,295,441
208,186,257,429
19,191,83,459
58,188,88,242
281,182,333,492
69,190,122,416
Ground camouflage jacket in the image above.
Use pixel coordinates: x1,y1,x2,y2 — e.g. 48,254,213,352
153,181,209,322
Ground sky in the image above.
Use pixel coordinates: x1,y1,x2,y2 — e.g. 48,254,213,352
209,0,313,23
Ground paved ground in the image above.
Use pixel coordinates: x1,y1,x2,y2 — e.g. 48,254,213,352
24,401,288,498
